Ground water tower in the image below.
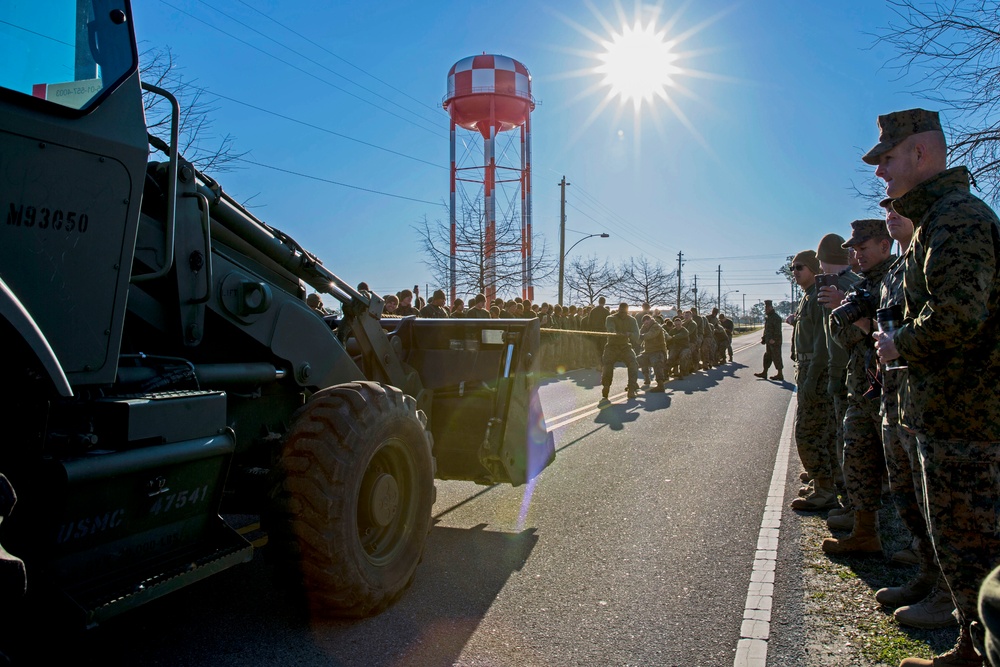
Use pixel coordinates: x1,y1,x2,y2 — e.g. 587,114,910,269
443,54,535,304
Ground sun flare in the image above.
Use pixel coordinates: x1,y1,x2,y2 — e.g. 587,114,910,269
596,21,681,110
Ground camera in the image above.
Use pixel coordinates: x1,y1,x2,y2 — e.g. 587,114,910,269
830,288,879,328
815,273,838,289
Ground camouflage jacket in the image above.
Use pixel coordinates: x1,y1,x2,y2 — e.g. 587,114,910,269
892,166,1000,439
879,254,907,424
825,269,861,387
667,325,689,350
792,284,829,396
763,310,782,344
831,255,894,403
605,312,640,349
640,323,667,353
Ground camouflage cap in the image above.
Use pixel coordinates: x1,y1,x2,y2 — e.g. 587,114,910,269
862,108,942,165
878,197,894,210
841,219,890,248
431,289,446,301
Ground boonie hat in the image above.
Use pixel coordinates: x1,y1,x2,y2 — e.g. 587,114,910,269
862,109,942,165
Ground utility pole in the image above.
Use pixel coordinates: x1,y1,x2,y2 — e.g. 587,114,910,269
693,275,699,311
717,264,722,310
557,176,570,305
676,251,683,314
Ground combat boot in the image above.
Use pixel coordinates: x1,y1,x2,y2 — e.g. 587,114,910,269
770,372,784,381
891,537,921,566
827,509,855,532
791,477,840,511
821,510,882,556
650,383,665,393
895,585,958,630
899,623,981,666
754,370,767,378
627,386,638,400
876,554,938,608
601,386,610,400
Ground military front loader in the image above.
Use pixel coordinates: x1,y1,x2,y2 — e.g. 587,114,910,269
0,0,554,645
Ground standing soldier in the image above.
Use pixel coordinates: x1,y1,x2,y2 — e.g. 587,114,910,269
815,233,861,505
719,312,735,362
466,294,491,318
822,220,895,557
868,108,1000,667
754,300,784,380
787,250,839,512
872,201,952,630
602,302,640,400
419,290,451,318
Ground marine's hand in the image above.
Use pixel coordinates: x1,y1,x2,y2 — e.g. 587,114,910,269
873,330,900,362
817,285,846,309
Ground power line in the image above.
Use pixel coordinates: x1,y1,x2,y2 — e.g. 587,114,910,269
235,157,448,206
199,0,446,130
233,0,445,118
192,87,445,170
157,0,444,137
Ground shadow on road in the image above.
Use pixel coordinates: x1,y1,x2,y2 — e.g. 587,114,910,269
64,523,539,667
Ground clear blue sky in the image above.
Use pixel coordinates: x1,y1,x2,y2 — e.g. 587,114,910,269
129,0,928,312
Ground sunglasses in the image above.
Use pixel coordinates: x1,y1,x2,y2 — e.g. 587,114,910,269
791,264,807,271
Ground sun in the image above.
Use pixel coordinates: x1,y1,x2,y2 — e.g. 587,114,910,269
596,21,681,111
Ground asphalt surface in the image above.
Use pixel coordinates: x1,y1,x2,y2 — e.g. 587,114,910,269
65,328,809,667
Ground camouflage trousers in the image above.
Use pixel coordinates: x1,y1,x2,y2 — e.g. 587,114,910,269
917,435,1000,627
762,342,783,372
637,350,666,384
842,399,885,512
668,347,693,377
701,336,716,367
883,417,938,574
830,375,848,486
601,345,638,390
794,365,835,480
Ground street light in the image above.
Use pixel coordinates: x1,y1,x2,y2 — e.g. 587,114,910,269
558,232,610,305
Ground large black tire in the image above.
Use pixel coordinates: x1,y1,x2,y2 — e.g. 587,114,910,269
269,382,434,617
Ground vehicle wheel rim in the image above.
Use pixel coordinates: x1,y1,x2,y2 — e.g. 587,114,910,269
357,436,413,566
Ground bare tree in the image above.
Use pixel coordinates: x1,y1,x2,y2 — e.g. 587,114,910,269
564,254,626,305
140,47,247,173
618,256,677,307
876,0,1000,204
413,202,555,300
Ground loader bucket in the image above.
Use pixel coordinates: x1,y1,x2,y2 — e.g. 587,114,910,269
386,317,554,486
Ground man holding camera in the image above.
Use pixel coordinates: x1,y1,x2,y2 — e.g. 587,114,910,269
868,108,1000,667
821,219,895,556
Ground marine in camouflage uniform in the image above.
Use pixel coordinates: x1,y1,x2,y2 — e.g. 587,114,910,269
868,108,1000,666
824,221,894,555
666,318,692,377
872,203,945,620
602,302,640,400
755,301,784,379
788,250,838,511
637,315,667,391
815,233,861,491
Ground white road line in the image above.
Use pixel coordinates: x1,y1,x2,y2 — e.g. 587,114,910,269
544,392,627,432
734,393,796,667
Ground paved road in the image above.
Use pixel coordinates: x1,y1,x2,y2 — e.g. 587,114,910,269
74,329,811,667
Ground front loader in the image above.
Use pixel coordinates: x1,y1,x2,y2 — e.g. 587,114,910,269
0,0,554,644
